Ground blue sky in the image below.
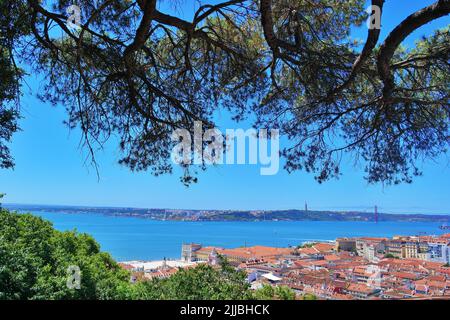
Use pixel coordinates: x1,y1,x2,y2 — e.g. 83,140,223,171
1,1,449,213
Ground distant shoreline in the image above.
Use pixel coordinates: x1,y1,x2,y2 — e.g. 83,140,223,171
4,204,450,223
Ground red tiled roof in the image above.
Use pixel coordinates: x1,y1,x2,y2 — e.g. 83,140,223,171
118,263,135,270
218,246,292,259
428,281,447,289
346,283,374,294
415,284,428,292
324,254,340,261
392,272,421,281
359,237,389,242
313,243,335,253
427,275,446,282
299,247,320,255
330,293,353,300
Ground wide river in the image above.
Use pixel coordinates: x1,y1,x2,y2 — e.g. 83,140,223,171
26,211,447,261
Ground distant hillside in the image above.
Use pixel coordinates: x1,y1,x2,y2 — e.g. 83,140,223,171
201,210,450,222
4,204,450,223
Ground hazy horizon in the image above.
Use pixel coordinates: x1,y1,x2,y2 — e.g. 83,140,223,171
4,202,450,216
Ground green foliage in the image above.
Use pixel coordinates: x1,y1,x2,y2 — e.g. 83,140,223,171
0,209,131,299
0,0,28,169
297,242,318,249
302,293,317,300
253,285,296,300
383,253,399,259
133,263,252,300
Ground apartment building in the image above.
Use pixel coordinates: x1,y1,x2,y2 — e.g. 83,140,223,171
428,240,450,264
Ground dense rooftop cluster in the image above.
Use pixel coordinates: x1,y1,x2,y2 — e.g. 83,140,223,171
122,233,450,300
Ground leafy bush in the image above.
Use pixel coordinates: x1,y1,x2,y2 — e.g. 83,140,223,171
0,209,131,299
253,285,296,300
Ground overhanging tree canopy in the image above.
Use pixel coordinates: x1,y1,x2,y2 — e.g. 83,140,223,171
1,0,449,184
0,0,23,169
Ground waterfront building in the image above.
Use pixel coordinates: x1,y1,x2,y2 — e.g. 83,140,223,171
181,243,202,262
195,246,220,262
